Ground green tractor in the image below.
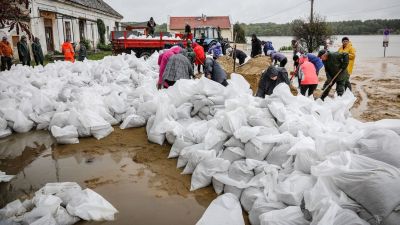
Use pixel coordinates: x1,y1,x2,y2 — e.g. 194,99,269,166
193,26,230,54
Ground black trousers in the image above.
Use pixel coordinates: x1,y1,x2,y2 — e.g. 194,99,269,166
221,79,228,87
197,64,203,73
300,84,318,96
34,57,44,66
280,58,287,67
1,56,12,71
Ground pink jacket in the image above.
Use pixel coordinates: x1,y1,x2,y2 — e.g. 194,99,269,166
299,57,318,85
158,46,182,85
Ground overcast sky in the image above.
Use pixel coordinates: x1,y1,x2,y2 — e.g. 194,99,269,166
104,0,400,24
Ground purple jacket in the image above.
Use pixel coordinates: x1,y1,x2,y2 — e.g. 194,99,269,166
271,52,286,62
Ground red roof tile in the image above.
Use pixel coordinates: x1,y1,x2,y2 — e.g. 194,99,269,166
169,16,231,30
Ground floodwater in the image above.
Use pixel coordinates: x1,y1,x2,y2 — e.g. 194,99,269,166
246,35,400,58
0,127,224,225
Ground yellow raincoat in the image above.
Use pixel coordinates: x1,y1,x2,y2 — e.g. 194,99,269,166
338,42,356,74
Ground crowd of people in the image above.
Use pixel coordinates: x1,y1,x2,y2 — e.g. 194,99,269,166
0,35,88,71
252,34,356,100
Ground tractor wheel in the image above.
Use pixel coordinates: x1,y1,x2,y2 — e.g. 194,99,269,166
139,51,151,60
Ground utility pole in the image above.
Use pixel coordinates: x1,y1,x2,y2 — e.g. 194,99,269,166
310,0,314,23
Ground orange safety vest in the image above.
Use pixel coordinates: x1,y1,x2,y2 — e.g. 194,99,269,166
62,42,75,62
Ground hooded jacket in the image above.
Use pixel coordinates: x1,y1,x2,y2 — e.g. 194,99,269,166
62,41,75,62
251,35,262,57
306,53,324,73
193,42,205,65
323,52,349,81
208,42,222,58
32,40,44,62
163,53,194,84
338,42,356,74
256,66,290,97
158,46,182,85
204,57,227,85
0,40,13,57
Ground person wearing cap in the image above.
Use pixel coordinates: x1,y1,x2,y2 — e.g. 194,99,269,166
207,42,223,59
147,17,156,37
256,65,290,98
251,34,262,58
294,55,319,96
204,56,228,86
17,35,31,66
268,50,288,67
62,38,75,62
32,37,44,66
338,36,356,90
227,48,247,66
318,50,349,99
0,36,14,71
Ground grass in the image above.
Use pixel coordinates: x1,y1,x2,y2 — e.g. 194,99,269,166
87,50,113,60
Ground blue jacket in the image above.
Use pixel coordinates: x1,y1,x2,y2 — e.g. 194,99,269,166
306,53,324,72
263,41,274,55
208,43,223,58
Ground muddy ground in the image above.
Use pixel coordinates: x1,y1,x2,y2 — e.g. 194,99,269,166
0,55,399,224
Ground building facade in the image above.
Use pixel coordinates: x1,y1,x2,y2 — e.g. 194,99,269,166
0,0,123,56
168,15,233,41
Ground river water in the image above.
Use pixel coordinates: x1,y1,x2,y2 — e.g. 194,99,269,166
246,35,400,58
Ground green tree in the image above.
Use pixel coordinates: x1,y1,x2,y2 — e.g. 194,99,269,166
155,23,167,32
233,22,246,43
97,19,106,45
292,14,332,53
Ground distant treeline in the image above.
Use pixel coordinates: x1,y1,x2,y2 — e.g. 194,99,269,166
242,19,400,36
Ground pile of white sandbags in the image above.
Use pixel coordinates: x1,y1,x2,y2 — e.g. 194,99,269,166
0,182,118,224
0,53,159,143
143,75,400,225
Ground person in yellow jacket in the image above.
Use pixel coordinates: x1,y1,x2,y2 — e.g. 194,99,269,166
338,37,355,91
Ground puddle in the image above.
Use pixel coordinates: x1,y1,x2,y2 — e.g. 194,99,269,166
0,127,225,225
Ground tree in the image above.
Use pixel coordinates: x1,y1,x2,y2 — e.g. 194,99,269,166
97,19,106,45
233,22,246,43
291,14,332,53
0,0,32,38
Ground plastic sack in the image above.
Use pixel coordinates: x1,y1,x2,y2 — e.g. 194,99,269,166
146,116,165,145
66,188,118,221
249,197,286,225
259,206,310,225
275,171,316,206
224,136,245,148
191,158,231,191
224,160,255,199
176,102,193,120
221,107,248,135
240,187,265,212
182,149,216,175
195,193,245,225
234,126,261,143
266,143,292,166
168,137,194,159
1,109,34,133
120,114,146,129
312,151,400,219
221,147,245,163
50,125,79,144
204,127,228,150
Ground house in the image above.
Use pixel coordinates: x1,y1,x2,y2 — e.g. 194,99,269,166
0,0,123,57
168,15,233,41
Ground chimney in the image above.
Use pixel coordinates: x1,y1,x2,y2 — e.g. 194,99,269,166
203,14,207,22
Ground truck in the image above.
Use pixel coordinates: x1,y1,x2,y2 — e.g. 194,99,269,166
193,26,230,54
111,31,189,58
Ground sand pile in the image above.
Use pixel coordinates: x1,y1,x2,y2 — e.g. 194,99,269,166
218,56,271,93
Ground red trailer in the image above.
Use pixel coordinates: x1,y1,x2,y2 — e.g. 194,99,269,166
111,31,192,58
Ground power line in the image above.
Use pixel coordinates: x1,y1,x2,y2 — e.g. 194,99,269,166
247,0,309,23
325,2,400,18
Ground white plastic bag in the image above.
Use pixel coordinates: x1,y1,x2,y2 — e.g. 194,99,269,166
120,114,146,129
259,206,310,225
191,158,230,191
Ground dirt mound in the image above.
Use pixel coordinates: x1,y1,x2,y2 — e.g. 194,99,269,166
218,55,271,93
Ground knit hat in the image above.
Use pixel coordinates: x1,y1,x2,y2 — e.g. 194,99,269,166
266,66,278,79
342,37,349,42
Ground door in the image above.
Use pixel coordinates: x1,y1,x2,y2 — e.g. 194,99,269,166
79,20,85,40
45,27,54,52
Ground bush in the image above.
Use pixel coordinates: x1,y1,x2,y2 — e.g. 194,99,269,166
97,19,106,45
279,45,293,51
97,43,112,51
233,22,246,43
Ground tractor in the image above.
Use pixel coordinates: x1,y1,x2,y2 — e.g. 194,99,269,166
193,26,230,54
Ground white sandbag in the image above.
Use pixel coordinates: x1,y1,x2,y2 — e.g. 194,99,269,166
49,111,71,128
287,135,319,174
366,119,400,135
66,188,118,221
266,143,292,166
224,160,255,199
245,132,280,161
234,126,261,143
195,193,245,225
355,129,400,168
204,127,228,150
168,137,194,158
331,208,369,225
176,102,193,119
259,206,310,225
104,91,127,114
30,214,57,225
240,187,265,212
50,125,79,144
0,199,26,218
191,158,231,191
221,107,248,135
120,114,146,129
54,206,80,225
35,182,83,205
212,178,224,195
0,128,12,138
177,143,205,168
146,116,165,145
383,211,400,225
312,151,400,219
2,109,34,133
275,171,316,206
224,136,245,148
0,117,8,130
267,101,287,123
221,147,245,163
182,149,216,175
249,197,286,225
0,170,15,182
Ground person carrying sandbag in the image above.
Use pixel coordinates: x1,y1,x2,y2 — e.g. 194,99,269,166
256,65,290,98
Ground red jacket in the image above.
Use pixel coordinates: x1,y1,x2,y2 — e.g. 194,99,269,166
298,57,318,85
193,43,205,65
62,42,75,62
0,41,13,57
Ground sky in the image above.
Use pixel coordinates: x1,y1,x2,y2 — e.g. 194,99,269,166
104,0,400,24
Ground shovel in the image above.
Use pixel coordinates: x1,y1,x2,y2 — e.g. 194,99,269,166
319,69,343,100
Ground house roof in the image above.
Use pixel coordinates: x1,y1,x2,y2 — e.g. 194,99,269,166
169,16,231,30
68,0,123,19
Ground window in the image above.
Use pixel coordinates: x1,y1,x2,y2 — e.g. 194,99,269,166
115,22,119,31
65,21,71,41
79,20,86,40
